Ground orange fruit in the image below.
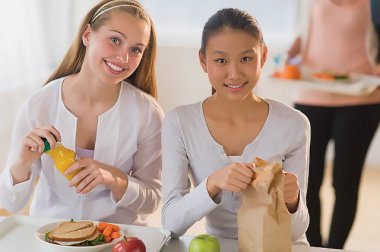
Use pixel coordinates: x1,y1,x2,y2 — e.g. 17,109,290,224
273,65,301,80
282,65,301,79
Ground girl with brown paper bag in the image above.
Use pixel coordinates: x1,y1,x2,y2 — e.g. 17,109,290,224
161,8,311,247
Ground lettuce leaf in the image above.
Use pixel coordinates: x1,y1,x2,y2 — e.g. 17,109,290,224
73,234,105,246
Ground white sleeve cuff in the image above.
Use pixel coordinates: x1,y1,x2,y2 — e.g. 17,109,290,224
7,168,34,195
111,175,139,207
290,192,309,244
204,177,223,204
0,167,35,212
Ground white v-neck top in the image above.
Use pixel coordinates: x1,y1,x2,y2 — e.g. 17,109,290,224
0,77,164,225
161,99,310,245
228,156,242,163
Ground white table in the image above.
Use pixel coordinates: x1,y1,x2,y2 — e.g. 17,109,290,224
161,235,355,252
0,215,354,252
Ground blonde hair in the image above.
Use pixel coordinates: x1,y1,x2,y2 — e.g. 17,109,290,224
45,0,158,98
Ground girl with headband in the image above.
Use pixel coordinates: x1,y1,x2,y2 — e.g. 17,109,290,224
0,0,163,225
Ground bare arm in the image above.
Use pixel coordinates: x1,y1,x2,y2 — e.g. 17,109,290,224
287,37,301,60
375,64,380,76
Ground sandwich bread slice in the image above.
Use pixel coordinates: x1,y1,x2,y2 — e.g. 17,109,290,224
49,221,94,239
46,220,104,246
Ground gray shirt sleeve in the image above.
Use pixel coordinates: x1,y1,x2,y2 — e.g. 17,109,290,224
161,110,219,238
282,112,311,245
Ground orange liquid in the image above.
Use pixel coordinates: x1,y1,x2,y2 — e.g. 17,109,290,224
46,143,79,180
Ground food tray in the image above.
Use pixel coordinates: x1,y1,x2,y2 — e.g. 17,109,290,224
0,215,170,252
268,67,380,96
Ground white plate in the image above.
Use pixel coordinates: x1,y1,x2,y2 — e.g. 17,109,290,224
0,215,170,252
35,220,170,252
35,221,124,251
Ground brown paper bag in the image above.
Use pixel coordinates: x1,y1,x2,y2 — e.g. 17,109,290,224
238,158,291,252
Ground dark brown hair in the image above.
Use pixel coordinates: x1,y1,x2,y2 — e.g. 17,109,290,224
200,8,265,55
200,8,266,94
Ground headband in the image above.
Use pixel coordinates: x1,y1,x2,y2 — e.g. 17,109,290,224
90,0,150,25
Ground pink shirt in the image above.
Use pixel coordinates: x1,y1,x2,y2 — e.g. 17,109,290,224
295,0,380,106
75,146,94,159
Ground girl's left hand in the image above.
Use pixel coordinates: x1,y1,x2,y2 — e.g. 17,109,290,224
283,171,300,213
66,158,115,194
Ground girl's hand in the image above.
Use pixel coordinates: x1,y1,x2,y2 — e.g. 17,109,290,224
19,125,61,165
66,159,128,199
207,163,255,199
283,171,300,213
10,125,61,185
375,64,380,77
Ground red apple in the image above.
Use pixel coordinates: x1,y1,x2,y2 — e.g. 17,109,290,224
124,237,146,252
112,236,146,252
112,240,128,252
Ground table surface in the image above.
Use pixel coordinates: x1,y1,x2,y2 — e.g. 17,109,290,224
161,235,354,252
0,216,354,252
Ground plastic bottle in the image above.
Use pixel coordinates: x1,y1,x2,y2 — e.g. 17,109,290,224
42,138,79,180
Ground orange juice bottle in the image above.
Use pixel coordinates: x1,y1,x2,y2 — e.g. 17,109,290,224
43,138,79,180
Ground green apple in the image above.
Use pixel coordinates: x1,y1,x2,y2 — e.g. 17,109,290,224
189,234,220,252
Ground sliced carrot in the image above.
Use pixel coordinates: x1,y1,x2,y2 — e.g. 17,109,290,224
313,72,334,80
110,224,120,232
105,236,112,243
111,231,121,239
103,226,113,237
98,222,108,232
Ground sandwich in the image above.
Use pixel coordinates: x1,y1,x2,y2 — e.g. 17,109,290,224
45,220,105,246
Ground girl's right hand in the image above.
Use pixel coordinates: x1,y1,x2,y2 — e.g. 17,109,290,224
19,126,61,165
206,162,255,199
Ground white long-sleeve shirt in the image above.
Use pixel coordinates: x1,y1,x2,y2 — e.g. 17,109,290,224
161,99,310,245
0,77,164,225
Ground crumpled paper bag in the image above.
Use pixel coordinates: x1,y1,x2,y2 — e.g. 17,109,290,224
238,157,291,252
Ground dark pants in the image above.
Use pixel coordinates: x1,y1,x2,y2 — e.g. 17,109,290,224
295,103,380,249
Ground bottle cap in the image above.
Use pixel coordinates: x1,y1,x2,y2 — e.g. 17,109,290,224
42,138,51,152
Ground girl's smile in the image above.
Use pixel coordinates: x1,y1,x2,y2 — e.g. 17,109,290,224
223,81,248,92
104,60,126,75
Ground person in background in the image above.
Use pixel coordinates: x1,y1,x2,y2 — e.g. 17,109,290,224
161,8,310,245
287,0,380,248
0,0,163,225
